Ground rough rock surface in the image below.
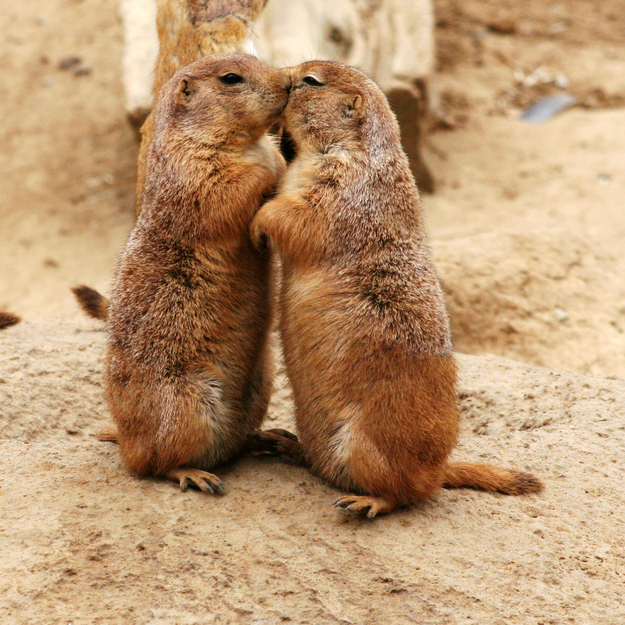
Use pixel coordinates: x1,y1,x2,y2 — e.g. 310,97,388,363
1,320,623,624
1,0,624,622
433,230,625,377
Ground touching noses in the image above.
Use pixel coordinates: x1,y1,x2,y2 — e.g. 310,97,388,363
280,71,292,92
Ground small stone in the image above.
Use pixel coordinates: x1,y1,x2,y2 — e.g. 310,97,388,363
554,73,570,88
58,56,81,70
554,307,568,322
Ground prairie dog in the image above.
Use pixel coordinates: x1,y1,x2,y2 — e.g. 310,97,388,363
250,61,542,517
135,0,269,212
106,53,289,493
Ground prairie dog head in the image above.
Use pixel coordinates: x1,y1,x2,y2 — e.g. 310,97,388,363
283,61,400,157
154,53,290,150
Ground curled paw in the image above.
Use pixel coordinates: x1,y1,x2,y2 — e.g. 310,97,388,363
333,495,395,519
249,220,268,252
165,467,225,495
245,429,305,463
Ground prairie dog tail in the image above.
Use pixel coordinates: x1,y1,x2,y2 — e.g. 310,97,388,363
443,462,543,495
71,285,109,321
0,312,20,329
97,426,118,443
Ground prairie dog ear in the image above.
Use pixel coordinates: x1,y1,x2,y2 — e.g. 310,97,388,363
177,76,197,104
351,94,363,111
342,94,363,119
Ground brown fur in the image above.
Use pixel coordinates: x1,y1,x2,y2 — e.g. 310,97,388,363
71,285,109,321
106,53,289,492
73,1,269,310
0,312,20,329
251,61,543,517
135,0,268,212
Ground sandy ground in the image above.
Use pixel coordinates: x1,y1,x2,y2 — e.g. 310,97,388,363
1,1,624,623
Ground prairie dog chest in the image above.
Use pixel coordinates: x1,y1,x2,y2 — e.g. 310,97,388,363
282,264,344,324
242,136,283,179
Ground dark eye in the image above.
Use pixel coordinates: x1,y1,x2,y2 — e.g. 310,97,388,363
220,73,244,85
302,75,324,87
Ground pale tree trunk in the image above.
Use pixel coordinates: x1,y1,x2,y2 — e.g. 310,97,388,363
120,0,436,193
252,0,436,191
252,0,434,89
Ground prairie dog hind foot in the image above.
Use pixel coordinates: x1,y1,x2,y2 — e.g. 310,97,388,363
334,495,397,519
165,467,225,495
245,428,306,464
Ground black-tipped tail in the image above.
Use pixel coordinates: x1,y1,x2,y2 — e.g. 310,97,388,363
71,285,109,321
0,312,20,329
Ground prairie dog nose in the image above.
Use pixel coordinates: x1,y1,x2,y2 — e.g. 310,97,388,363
279,70,292,92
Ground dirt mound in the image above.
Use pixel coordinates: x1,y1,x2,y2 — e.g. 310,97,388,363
434,230,625,376
1,319,624,623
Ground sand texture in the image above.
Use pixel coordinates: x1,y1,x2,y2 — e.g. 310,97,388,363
1,0,624,623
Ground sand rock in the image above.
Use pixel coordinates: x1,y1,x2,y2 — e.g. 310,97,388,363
1,319,623,624
434,229,625,377
0,317,107,441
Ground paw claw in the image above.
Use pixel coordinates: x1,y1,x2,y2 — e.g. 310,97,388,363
196,480,213,494
267,428,299,442
245,429,305,463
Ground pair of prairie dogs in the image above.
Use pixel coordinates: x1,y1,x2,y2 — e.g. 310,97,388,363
76,51,542,517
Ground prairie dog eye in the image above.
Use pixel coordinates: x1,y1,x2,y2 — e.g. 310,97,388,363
302,74,324,87
220,73,244,85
